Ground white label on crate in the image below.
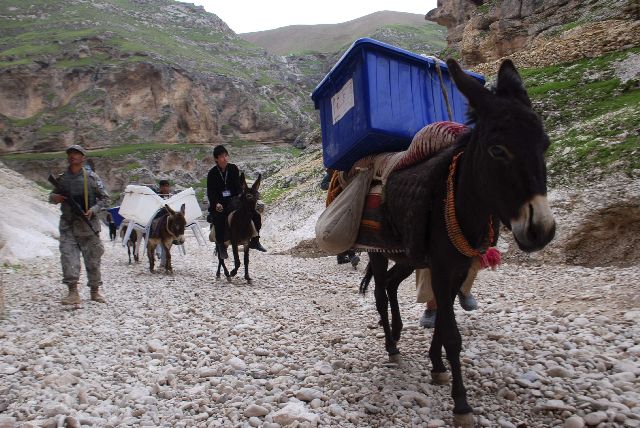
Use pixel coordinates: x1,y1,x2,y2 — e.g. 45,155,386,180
331,79,354,124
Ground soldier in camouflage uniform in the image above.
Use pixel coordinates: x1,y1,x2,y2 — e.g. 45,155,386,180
49,145,110,305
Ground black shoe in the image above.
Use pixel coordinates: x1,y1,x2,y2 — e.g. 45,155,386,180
249,237,267,252
350,254,360,268
216,242,228,259
458,292,478,311
419,309,437,328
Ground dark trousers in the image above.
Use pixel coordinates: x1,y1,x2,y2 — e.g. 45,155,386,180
108,223,117,240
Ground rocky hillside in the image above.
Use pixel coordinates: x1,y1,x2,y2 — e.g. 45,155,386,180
241,11,446,56
0,0,315,156
427,0,640,67
405,0,639,189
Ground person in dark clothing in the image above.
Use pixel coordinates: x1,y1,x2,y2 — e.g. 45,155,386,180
106,212,117,241
158,179,172,199
206,145,266,259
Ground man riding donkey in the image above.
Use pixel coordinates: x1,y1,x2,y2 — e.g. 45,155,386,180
49,144,110,305
206,144,266,259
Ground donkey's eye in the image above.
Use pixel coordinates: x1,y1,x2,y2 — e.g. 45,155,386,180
488,145,512,162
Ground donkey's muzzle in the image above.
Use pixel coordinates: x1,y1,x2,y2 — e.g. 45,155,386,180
511,195,556,252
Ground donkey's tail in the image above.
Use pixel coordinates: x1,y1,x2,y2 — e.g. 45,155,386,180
359,262,373,295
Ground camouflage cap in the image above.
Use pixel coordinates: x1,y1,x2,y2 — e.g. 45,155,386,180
66,144,86,156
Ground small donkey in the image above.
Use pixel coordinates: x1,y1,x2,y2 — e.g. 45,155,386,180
119,227,139,264
147,204,186,273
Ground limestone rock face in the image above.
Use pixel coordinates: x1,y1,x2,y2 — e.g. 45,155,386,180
0,0,311,155
427,0,640,67
0,61,298,154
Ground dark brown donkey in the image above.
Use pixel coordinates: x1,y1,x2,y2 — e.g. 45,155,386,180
147,204,186,273
215,173,261,283
359,59,556,427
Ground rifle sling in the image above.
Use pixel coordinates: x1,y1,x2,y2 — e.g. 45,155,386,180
83,168,89,212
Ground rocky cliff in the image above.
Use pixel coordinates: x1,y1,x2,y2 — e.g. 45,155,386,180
0,0,315,155
427,0,640,69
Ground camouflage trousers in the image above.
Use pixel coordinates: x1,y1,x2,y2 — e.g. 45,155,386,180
59,219,104,288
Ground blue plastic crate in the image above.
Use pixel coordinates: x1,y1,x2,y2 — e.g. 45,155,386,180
107,206,124,228
311,38,484,171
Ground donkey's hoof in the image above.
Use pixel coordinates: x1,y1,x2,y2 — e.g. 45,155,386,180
245,277,252,284
226,276,232,283
453,412,474,428
431,371,450,385
388,353,402,364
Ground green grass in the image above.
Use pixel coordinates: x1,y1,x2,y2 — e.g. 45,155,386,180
520,48,640,181
123,162,141,171
227,139,258,148
0,57,31,67
3,112,44,127
53,53,111,68
0,142,208,161
271,146,303,157
36,124,67,135
261,186,287,204
0,43,59,58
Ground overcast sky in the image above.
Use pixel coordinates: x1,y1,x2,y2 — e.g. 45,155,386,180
182,1,438,33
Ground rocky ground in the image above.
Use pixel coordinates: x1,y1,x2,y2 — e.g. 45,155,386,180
0,214,639,427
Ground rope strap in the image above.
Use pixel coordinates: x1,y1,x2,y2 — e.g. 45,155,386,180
82,168,89,211
434,60,453,122
444,152,494,258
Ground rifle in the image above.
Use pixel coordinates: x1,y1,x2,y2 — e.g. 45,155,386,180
48,174,100,236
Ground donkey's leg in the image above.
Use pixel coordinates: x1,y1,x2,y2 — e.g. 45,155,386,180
230,243,241,277
215,244,222,278
431,267,473,423
222,258,232,281
147,242,156,272
127,245,132,264
368,253,398,360
243,246,251,283
385,263,414,342
163,243,172,273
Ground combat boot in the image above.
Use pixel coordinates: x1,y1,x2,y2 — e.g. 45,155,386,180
61,284,81,305
90,287,106,303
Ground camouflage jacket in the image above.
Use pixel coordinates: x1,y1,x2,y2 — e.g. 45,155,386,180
49,167,110,224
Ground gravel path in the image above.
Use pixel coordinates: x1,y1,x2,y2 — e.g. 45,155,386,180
1,226,639,428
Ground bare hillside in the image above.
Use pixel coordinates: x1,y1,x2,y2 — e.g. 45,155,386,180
241,11,445,55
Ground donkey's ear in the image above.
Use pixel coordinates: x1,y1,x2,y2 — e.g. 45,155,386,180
252,174,262,192
495,59,531,107
446,58,491,111
180,203,185,215
164,204,175,215
240,172,248,191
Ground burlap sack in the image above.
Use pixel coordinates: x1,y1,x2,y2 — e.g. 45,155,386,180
315,168,373,254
